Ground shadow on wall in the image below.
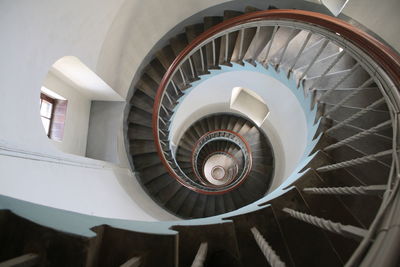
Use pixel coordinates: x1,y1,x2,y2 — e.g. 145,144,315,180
40,56,126,164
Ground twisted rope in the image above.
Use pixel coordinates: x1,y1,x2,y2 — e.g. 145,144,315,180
251,227,286,267
283,208,344,235
324,120,391,151
319,63,360,101
325,77,374,116
317,149,393,172
303,185,386,195
326,98,385,133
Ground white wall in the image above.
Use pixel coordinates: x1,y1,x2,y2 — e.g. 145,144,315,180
43,72,91,157
86,101,125,163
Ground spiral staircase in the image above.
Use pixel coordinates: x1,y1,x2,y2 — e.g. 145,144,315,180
1,6,400,267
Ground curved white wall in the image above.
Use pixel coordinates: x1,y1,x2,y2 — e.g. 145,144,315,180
170,68,308,190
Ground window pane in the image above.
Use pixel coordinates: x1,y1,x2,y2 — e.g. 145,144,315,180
40,100,53,118
41,117,50,135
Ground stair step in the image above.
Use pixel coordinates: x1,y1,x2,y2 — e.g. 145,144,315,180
130,90,154,114
166,187,192,215
128,124,154,141
128,107,152,128
139,163,168,184
132,152,160,170
146,173,176,195
191,194,208,218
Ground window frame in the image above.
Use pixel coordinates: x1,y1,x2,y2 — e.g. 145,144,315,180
40,93,56,137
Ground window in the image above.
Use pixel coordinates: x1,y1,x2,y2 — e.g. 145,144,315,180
40,93,55,136
40,88,67,141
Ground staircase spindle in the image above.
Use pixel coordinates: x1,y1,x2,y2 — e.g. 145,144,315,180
178,67,187,86
251,227,286,267
212,39,217,67
188,57,196,78
224,32,229,63
238,28,245,60
199,47,206,73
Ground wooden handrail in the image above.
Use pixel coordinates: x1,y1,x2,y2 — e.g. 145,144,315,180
152,9,400,194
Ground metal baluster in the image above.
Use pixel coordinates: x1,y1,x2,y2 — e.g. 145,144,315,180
326,98,385,133
317,149,393,172
161,104,170,116
199,47,206,73
324,120,391,151
288,31,312,77
212,39,216,67
297,39,330,86
188,57,196,79
178,67,186,87
318,62,360,100
275,29,298,71
309,50,346,89
165,92,174,105
159,116,167,126
303,185,387,195
238,29,245,60
191,242,208,267
170,80,180,96
324,77,374,116
224,32,229,63
283,208,367,240
262,25,278,67
251,227,286,267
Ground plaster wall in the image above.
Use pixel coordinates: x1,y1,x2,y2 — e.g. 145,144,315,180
86,101,125,164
